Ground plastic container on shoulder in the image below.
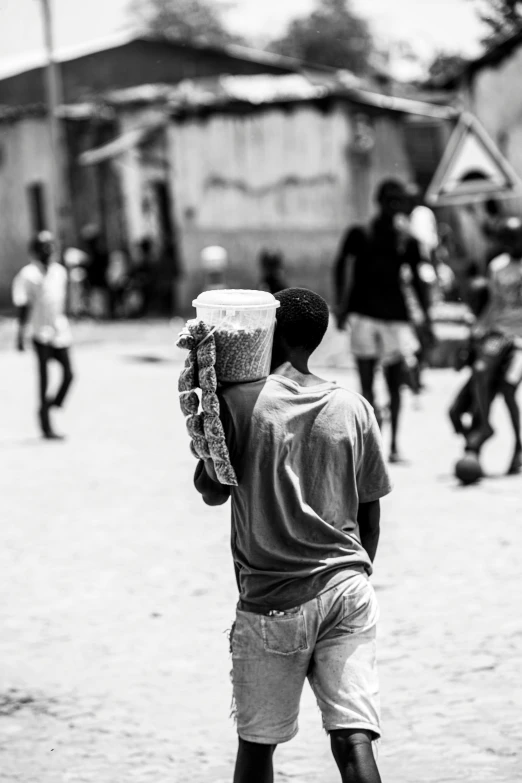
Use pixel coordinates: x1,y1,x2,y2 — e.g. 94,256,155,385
192,289,280,383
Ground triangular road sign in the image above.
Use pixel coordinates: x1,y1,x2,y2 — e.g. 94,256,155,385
425,112,522,206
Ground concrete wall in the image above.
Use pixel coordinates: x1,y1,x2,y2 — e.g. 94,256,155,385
168,102,415,310
0,116,56,305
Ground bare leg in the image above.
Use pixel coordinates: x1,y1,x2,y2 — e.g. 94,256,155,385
356,358,379,422
33,340,53,437
501,381,522,474
50,347,74,408
383,360,403,460
449,377,474,436
331,729,381,783
466,365,495,453
233,739,276,783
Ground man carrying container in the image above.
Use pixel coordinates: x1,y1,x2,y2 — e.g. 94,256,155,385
193,287,392,783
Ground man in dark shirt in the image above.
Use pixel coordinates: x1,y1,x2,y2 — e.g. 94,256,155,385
334,179,433,462
194,289,392,783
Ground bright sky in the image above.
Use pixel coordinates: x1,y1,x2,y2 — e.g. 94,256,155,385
0,0,485,75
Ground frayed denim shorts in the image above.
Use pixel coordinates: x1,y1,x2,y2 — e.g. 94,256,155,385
229,571,380,745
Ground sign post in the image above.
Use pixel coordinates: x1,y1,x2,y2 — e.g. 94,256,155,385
38,0,70,251
425,112,522,206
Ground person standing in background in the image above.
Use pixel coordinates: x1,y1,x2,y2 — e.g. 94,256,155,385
81,224,109,319
12,231,74,440
259,248,288,294
333,179,433,462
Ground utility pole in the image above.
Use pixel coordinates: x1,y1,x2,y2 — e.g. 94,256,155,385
38,0,69,251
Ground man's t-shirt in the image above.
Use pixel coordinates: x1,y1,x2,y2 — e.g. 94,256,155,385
219,375,392,610
12,261,71,348
335,218,423,322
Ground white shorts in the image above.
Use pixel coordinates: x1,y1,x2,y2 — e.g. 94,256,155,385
349,314,419,366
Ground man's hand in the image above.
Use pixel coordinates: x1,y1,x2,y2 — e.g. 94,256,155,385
357,500,380,563
203,458,219,483
194,459,230,506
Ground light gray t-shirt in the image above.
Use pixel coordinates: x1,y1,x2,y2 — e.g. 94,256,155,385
220,374,392,610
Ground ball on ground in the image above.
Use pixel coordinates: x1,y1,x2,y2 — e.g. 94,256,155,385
455,452,482,485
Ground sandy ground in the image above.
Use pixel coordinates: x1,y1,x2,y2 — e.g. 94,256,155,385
0,321,520,782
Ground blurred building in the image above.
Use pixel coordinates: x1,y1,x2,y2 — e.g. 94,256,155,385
429,32,522,271
0,33,310,307
0,33,455,310
163,75,453,307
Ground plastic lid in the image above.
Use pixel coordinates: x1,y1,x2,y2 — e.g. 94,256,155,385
192,289,280,310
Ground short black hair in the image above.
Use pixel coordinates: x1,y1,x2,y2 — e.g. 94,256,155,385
274,288,329,353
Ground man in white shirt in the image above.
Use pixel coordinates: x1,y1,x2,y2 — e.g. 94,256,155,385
12,231,74,439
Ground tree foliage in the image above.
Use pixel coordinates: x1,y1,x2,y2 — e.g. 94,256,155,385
129,0,242,47
267,0,373,74
428,52,468,83
472,0,522,45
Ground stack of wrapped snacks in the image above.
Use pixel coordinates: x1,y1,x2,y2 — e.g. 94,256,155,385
176,319,237,486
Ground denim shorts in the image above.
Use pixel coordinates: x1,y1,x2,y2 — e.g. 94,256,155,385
230,572,380,745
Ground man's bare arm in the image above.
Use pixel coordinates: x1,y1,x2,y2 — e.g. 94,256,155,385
16,305,30,351
357,499,380,562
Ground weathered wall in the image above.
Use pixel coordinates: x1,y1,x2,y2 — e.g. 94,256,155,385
0,117,56,305
168,102,414,310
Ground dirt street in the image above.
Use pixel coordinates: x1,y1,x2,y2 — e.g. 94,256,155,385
0,324,520,782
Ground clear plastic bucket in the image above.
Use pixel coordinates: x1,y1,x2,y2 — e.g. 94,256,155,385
192,289,280,383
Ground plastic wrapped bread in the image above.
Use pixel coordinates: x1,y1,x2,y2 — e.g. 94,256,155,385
176,318,237,486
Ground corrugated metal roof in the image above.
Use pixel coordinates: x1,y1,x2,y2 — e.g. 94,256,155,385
0,31,312,84
0,73,456,125
157,73,457,119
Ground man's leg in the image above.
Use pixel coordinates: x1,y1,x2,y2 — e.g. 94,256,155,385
383,360,403,461
33,340,53,436
50,347,74,408
449,376,474,436
465,362,495,453
309,575,381,783
356,358,377,412
331,729,381,783
233,739,276,783
230,606,312,783
500,381,522,474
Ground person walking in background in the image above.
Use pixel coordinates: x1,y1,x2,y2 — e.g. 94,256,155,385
258,248,288,294
194,288,392,783
333,179,434,462
12,231,74,440
460,216,522,475
106,248,130,319
81,224,109,319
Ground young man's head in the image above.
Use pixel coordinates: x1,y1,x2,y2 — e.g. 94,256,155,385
271,288,329,368
30,230,54,266
375,179,409,219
